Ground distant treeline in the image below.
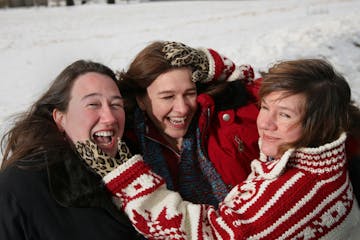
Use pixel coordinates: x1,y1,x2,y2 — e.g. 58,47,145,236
0,0,137,8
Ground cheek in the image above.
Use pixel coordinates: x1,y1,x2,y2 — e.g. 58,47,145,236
190,100,198,111
65,112,97,142
187,100,198,118
256,116,261,130
149,102,170,120
116,109,126,129
284,124,303,142
143,95,159,110
256,114,264,133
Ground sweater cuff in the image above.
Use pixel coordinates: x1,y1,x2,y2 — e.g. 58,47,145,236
103,155,143,184
103,155,165,205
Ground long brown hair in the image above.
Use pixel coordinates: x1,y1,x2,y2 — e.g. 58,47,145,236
118,41,229,122
1,60,117,169
260,58,360,149
117,41,173,113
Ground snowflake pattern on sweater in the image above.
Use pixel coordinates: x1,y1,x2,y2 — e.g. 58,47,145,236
104,133,359,239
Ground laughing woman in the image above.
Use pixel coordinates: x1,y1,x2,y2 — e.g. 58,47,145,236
117,41,260,206
0,60,141,239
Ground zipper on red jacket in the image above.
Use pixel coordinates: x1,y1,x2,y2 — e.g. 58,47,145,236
199,107,211,160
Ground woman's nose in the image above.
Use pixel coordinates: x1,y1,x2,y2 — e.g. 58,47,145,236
100,105,116,124
258,112,277,130
173,97,189,114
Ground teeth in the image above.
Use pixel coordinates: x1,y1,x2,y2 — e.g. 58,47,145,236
94,131,114,137
169,117,187,125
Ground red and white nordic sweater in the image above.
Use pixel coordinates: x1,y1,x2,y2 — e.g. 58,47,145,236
104,133,359,239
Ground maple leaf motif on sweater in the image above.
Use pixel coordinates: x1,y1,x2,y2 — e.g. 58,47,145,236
132,207,186,239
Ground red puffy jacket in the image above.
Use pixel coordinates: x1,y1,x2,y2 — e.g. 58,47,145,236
197,79,261,187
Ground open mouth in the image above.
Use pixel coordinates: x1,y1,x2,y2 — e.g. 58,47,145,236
92,130,115,147
168,117,187,127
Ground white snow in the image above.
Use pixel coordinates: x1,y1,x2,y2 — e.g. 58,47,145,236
1,0,360,129
0,1,360,237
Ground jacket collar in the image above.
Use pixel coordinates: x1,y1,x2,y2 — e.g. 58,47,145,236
45,147,133,227
252,133,347,180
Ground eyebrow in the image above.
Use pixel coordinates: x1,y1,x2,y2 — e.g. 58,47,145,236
262,98,301,114
157,87,197,95
278,105,300,114
81,93,123,101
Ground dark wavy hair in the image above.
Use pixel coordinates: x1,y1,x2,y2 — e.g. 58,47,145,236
1,60,117,169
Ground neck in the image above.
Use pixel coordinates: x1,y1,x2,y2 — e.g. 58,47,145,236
163,134,183,153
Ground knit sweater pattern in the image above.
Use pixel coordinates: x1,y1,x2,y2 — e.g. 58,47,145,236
104,133,359,239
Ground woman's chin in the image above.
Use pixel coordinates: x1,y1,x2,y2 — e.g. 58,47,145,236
261,146,278,158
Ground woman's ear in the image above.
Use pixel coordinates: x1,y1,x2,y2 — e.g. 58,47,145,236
52,108,65,132
136,96,146,111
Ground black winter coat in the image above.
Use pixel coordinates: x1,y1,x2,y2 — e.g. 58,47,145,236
0,148,142,240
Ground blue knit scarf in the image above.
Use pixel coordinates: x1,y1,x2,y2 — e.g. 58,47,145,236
134,108,229,206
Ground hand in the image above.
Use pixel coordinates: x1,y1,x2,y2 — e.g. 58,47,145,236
75,138,132,178
162,41,209,82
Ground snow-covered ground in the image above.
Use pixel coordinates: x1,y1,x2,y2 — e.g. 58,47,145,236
1,1,360,237
1,0,360,129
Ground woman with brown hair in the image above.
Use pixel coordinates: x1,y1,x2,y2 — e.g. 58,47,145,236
117,41,260,206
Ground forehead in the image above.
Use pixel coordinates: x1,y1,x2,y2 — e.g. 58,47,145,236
264,91,305,113
148,68,194,92
71,72,120,96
